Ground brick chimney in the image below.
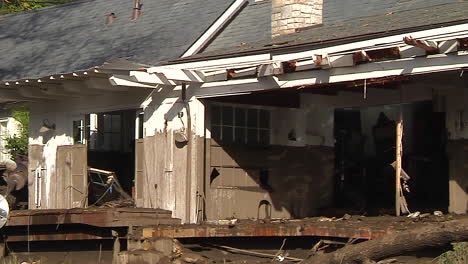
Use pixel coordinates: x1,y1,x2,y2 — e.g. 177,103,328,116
272,0,323,38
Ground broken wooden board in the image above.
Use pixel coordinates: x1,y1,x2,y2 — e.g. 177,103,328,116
7,208,181,227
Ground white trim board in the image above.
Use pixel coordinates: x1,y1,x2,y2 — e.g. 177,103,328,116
181,0,248,58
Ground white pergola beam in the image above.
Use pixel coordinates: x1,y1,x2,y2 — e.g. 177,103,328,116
109,75,160,89
146,67,204,83
257,62,284,77
202,70,228,82
439,39,459,54
193,53,468,97
129,71,176,86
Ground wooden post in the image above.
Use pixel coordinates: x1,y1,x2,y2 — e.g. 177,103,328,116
395,114,403,216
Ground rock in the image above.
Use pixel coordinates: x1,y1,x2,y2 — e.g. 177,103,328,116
181,252,207,264
420,213,431,218
407,211,420,219
434,211,443,216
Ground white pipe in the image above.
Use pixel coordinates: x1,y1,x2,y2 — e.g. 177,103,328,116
34,167,42,208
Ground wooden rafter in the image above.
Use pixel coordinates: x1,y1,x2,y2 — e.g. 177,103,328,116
403,36,439,54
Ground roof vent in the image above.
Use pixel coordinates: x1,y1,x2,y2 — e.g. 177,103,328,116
131,0,143,21
105,13,116,24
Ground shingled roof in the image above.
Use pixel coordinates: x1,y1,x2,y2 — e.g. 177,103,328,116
0,0,235,81
180,1,468,62
322,0,461,25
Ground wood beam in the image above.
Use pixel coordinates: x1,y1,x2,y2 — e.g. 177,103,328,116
328,54,355,67
257,62,284,77
202,70,228,82
403,36,439,54
438,39,459,54
129,71,176,86
227,66,257,79
146,67,204,83
395,113,403,216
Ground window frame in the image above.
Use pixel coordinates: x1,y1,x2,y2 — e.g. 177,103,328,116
210,103,272,146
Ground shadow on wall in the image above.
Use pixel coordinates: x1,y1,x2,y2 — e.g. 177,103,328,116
447,139,468,214
208,142,335,220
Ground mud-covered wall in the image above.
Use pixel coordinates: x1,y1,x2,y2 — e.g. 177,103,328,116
207,142,334,220
447,140,468,214
205,83,434,220
141,88,206,223
432,74,468,214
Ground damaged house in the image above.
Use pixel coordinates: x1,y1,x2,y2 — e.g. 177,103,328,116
112,0,468,220
0,0,468,262
0,0,467,221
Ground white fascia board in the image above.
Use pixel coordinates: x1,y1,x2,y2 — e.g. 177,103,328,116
182,0,248,57
165,54,272,71
273,23,468,62
193,53,468,97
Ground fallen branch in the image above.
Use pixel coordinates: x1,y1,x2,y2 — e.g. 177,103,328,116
302,219,468,264
206,243,304,262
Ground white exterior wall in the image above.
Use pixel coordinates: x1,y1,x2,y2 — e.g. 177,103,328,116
28,90,150,209
142,88,205,223
27,83,205,222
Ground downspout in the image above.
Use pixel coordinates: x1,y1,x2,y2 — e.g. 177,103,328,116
182,83,192,223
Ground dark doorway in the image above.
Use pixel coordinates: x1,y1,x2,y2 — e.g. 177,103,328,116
333,101,449,214
86,110,137,204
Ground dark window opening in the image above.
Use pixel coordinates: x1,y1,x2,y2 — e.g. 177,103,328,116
211,105,271,146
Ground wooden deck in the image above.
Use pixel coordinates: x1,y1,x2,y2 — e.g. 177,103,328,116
142,215,463,240
2,209,465,244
